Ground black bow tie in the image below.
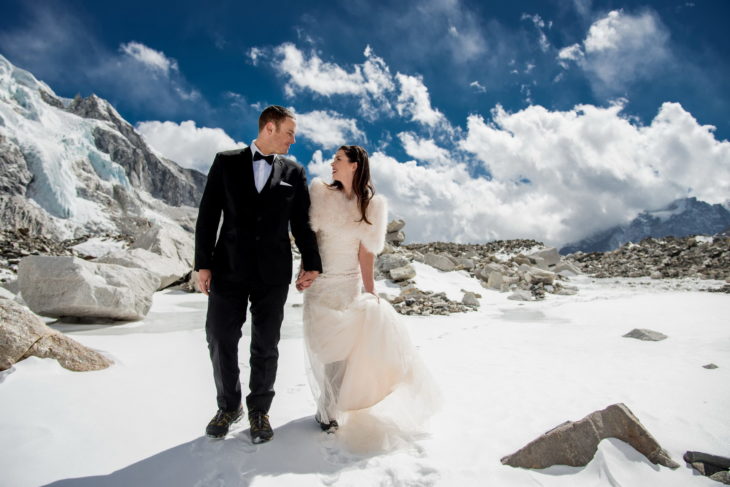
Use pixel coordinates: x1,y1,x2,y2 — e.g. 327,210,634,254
253,151,275,165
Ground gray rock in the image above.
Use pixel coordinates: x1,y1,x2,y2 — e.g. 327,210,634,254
457,258,475,270
462,292,480,307
528,247,560,267
0,286,14,300
486,271,503,290
18,255,159,321
0,299,112,371
554,261,582,276
650,271,663,279
96,248,190,290
501,403,679,470
508,290,533,301
387,219,405,233
131,223,194,268
389,264,416,282
376,254,411,273
524,268,556,285
424,253,456,272
623,328,668,341
710,471,730,484
684,451,730,482
386,230,405,246
702,363,719,369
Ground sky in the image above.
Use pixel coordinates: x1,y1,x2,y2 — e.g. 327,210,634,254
1,0,729,246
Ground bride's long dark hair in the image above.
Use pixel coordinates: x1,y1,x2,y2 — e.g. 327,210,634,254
329,145,374,224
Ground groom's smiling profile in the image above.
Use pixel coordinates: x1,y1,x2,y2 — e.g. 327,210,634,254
194,105,322,443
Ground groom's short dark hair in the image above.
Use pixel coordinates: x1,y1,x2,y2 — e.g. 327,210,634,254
258,105,295,131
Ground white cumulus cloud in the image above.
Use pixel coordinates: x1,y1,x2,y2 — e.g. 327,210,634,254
295,110,365,149
395,73,447,128
136,120,246,173
557,9,671,94
120,41,179,75
309,101,730,247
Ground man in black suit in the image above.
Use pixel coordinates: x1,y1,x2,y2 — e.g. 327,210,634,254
194,105,322,443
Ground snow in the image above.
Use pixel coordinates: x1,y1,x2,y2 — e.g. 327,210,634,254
1,271,728,487
70,237,128,258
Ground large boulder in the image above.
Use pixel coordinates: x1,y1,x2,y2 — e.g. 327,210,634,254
501,403,679,470
387,219,405,233
390,264,416,282
376,254,411,273
130,223,194,268
528,247,560,267
424,253,456,272
18,255,159,321
96,248,189,290
0,300,112,371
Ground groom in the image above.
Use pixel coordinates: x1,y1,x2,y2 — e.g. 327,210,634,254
194,105,322,443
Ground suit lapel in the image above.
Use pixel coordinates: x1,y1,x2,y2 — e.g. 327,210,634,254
239,147,258,195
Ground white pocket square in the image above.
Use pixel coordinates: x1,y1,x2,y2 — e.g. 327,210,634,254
279,181,293,187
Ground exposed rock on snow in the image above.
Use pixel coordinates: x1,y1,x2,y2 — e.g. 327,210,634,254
0,299,112,371
95,248,189,290
623,328,668,341
389,264,416,282
424,253,457,272
130,223,194,268
684,451,730,484
567,235,730,281
702,363,719,369
462,292,480,307
18,255,159,321
501,403,679,470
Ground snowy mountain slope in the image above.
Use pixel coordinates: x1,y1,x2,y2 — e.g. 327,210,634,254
561,197,730,254
0,54,205,240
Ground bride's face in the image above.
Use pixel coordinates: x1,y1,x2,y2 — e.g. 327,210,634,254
331,150,357,185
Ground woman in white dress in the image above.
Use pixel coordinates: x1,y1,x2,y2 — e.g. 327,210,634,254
299,145,439,452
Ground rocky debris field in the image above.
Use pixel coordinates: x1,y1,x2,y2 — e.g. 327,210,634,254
566,235,730,282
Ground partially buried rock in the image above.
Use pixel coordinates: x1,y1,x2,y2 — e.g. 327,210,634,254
703,363,719,369
501,403,679,470
684,451,730,484
462,292,480,307
389,264,416,282
424,253,456,272
623,328,668,341
0,300,112,371
18,255,159,321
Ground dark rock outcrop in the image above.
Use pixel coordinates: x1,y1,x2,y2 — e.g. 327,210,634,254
501,403,679,470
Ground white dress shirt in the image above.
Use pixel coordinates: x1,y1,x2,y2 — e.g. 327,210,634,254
250,140,274,193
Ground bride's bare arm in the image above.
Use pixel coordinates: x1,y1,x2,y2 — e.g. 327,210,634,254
358,242,376,295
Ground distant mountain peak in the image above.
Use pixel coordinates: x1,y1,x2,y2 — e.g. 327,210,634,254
561,197,730,254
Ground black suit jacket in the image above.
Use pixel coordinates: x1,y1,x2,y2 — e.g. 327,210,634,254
194,147,322,285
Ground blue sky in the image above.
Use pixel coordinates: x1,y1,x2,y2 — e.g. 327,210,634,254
1,0,729,245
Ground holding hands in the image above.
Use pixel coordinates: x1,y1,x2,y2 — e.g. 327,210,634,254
296,269,320,291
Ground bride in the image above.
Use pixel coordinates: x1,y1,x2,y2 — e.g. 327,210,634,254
297,145,439,452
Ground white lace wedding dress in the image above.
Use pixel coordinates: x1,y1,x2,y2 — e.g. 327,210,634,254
303,178,440,452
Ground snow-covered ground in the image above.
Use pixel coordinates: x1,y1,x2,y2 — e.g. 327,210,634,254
1,266,728,487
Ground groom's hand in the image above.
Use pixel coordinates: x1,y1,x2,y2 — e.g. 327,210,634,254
296,270,319,291
197,269,212,296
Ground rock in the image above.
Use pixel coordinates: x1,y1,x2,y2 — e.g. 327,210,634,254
684,451,730,482
553,285,579,296
703,363,719,369
0,300,112,371
524,268,556,285
424,253,456,272
487,271,503,290
0,286,14,300
18,255,159,321
389,264,416,282
130,223,194,268
387,219,405,233
650,271,663,279
528,247,560,267
385,230,405,246
554,261,582,276
508,290,533,301
457,258,475,270
96,248,190,289
462,292,480,307
623,328,668,341
501,403,679,470
376,254,411,273
1,279,19,295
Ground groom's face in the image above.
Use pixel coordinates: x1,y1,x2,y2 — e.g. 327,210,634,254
270,117,297,154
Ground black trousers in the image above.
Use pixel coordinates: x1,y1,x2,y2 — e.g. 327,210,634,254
205,277,290,413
